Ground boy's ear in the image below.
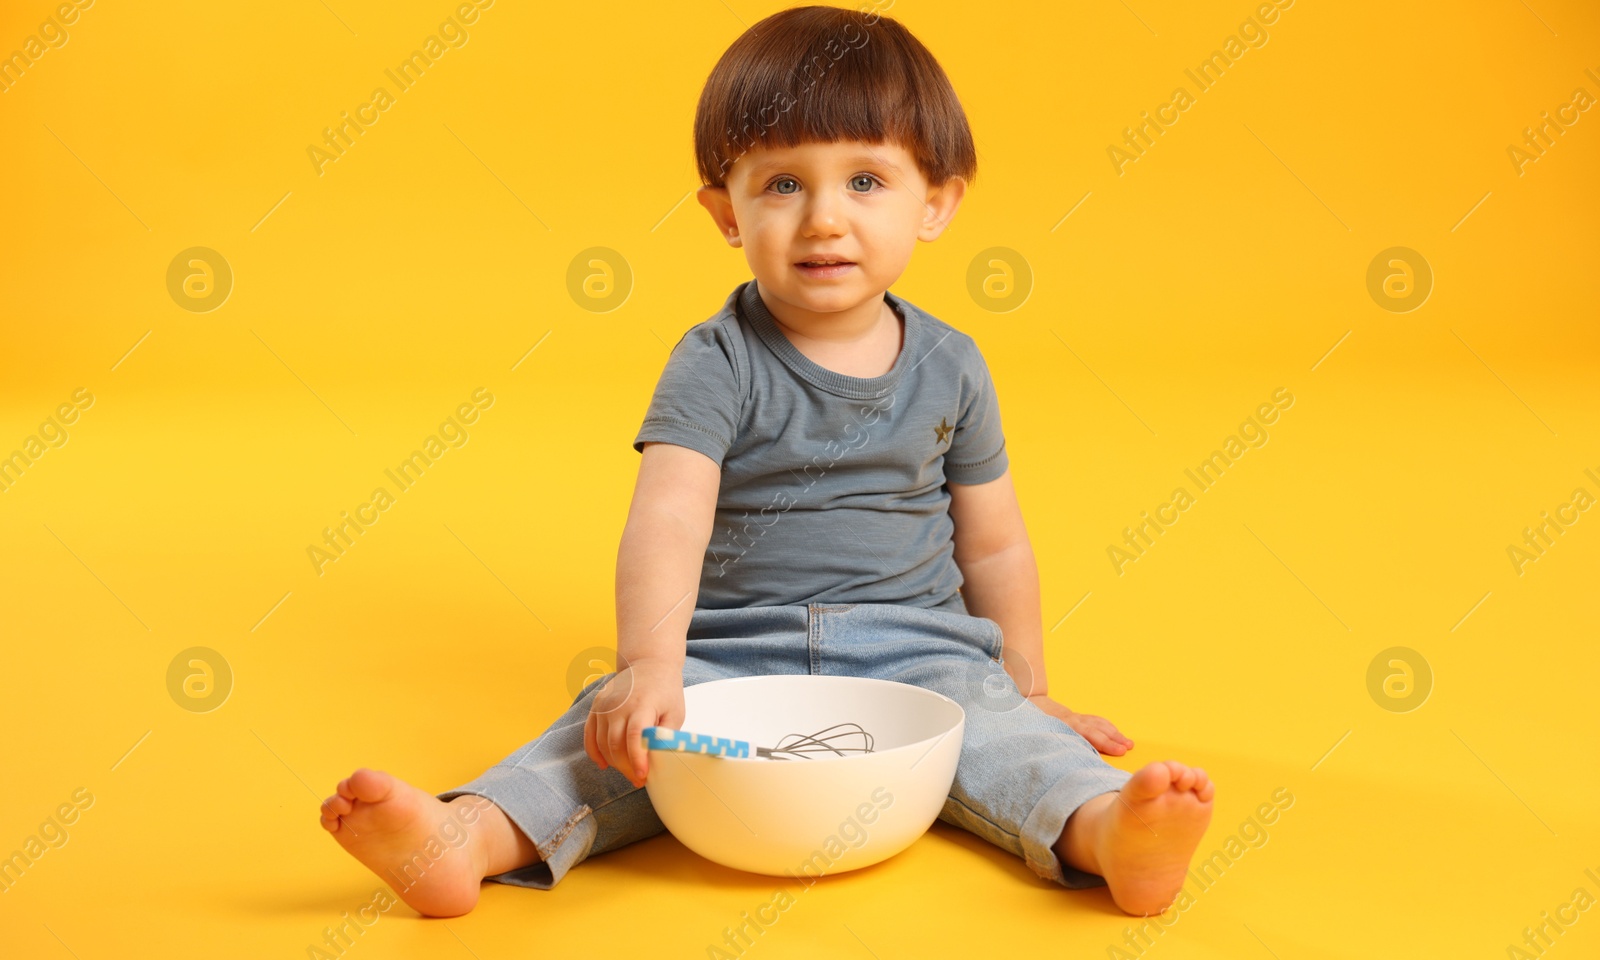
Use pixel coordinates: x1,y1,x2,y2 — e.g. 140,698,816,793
697,185,741,247
919,176,967,242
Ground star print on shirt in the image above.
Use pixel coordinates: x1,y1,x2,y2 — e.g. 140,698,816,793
934,416,953,445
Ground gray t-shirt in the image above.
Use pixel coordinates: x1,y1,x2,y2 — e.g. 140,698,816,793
633,279,1009,613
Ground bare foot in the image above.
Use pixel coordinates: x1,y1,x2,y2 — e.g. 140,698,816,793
1059,760,1215,916
319,768,496,917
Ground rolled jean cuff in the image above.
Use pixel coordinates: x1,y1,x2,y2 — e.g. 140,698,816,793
437,764,598,890
1019,763,1134,888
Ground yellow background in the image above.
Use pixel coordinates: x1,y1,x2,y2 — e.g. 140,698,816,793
2,0,1597,956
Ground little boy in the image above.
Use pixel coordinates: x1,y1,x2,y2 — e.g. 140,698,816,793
319,4,1213,919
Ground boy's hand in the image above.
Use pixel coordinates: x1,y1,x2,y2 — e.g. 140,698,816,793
583,657,686,788
1026,694,1134,756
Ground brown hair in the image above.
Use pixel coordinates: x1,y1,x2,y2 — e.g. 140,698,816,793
693,4,977,190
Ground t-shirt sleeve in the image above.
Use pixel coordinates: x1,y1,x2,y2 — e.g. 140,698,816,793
944,343,1009,485
632,320,744,466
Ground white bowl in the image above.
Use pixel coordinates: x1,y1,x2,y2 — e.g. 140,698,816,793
643,675,965,879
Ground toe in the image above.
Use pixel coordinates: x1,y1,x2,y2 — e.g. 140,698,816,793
347,768,395,804
323,794,353,817
1197,778,1216,803
337,777,355,801
1125,762,1175,801
1172,765,1197,792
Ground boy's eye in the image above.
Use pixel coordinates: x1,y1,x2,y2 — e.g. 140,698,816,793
765,174,882,195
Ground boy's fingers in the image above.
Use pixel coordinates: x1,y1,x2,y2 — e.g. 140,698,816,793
626,713,648,785
1088,728,1126,756
607,716,634,782
583,710,603,768
600,715,617,768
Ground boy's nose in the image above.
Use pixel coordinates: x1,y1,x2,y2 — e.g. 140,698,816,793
800,194,847,237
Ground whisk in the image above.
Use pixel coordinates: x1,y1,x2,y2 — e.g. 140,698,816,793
642,723,875,760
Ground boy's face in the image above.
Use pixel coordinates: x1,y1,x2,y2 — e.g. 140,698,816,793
697,139,965,319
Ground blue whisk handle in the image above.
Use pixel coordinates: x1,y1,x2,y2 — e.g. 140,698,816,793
641,726,751,759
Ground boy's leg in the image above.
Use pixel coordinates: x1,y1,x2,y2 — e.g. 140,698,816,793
430,691,653,886
428,660,702,891
320,769,535,918
434,604,814,891
322,604,816,915
319,658,715,916
808,603,1213,915
1050,758,1216,910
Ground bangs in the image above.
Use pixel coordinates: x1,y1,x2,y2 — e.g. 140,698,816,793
694,5,976,189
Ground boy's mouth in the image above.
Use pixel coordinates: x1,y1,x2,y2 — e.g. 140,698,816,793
795,258,856,278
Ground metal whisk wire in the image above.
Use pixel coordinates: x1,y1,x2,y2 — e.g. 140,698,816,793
759,722,876,760
641,723,878,761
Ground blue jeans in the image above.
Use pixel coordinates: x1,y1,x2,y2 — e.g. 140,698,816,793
436,601,1133,890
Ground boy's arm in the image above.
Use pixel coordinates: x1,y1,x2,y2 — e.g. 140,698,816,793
948,470,1134,756
587,441,722,786
616,442,722,665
